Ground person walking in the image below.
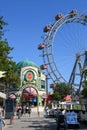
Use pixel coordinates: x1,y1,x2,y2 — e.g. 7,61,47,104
28,108,31,117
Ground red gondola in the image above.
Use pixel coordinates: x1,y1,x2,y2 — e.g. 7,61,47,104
43,25,51,32
38,43,45,50
50,84,55,88
69,10,77,17
55,14,63,21
85,15,87,21
40,64,48,70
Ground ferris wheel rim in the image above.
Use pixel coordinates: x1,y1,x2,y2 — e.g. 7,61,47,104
42,10,87,83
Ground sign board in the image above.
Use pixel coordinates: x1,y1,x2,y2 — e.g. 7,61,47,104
5,98,14,112
5,98,14,119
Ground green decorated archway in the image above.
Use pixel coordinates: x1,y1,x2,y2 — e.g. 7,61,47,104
22,86,38,106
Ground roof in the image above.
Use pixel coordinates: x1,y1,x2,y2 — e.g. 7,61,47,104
17,59,39,68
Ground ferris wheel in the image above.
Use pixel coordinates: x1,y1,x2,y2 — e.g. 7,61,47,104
38,10,87,93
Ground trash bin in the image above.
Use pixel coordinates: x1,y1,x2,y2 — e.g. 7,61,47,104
0,118,2,130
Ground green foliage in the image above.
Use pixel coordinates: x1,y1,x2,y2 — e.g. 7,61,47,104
0,16,21,92
81,80,87,98
0,40,13,71
52,91,61,101
0,16,8,39
52,82,71,101
81,68,87,98
83,68,87,77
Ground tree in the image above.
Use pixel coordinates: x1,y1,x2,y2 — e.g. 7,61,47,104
0,40,13,70
81,80,87,98
0,16,8,39
0,16,21,92
81,68,87,98
52,82,71,101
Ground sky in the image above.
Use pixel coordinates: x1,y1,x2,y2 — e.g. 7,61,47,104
1,0,87,92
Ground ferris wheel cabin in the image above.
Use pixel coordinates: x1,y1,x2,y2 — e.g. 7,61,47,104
40,64,48,70
38,43,45,50
55,14,63,21
84,15,87,21
50,84,55,89
43,25,51,32
69,10,77,17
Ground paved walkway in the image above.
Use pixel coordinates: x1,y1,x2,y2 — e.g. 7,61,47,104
2,111,56,130
1,107,87,130
2,113,87,130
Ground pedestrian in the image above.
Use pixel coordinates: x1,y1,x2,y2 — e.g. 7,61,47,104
26,106,29,113
45,106,49,117
17,107,22,119
28,108,31,117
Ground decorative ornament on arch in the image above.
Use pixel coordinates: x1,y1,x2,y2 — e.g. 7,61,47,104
25,70,35,82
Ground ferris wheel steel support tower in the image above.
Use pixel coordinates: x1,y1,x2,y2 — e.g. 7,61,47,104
69,50,87,94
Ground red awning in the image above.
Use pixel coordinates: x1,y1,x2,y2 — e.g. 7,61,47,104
46,94,53,106
42,93,47,99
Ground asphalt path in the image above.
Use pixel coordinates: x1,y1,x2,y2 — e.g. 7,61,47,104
2,113,87,130
3,114,56,130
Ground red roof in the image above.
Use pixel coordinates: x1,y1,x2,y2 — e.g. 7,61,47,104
63,95,72,101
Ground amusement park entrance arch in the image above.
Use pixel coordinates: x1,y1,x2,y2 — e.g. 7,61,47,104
22,86,38,107
20,85,39,114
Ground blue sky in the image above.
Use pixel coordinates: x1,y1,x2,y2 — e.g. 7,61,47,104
1,0,87,91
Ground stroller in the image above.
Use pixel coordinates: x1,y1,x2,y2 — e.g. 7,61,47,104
56,114,67,130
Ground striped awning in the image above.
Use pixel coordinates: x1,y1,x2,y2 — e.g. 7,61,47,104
23,87,37,96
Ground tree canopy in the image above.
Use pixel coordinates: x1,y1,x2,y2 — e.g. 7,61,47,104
81,80,87,98
81,69,87,98
52,82,71,101
0,16,21,92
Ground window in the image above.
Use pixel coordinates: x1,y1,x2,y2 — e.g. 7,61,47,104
41,80,45,89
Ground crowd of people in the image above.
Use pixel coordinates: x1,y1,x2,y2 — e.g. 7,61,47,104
16,105,31,118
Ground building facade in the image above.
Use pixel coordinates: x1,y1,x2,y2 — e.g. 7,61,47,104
9,59,47,108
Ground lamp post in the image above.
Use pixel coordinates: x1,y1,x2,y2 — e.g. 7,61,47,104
46,74,48,94
37,93,40,117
